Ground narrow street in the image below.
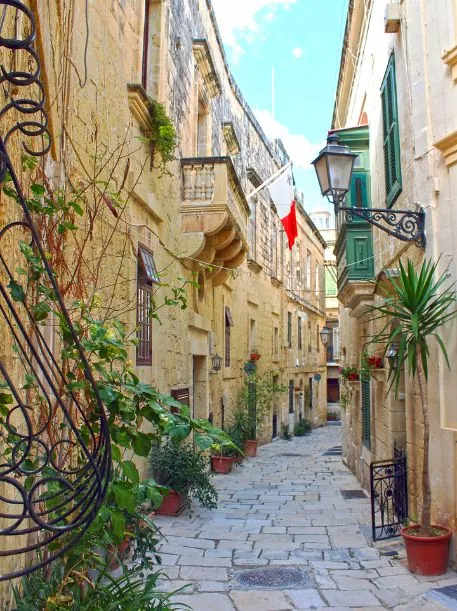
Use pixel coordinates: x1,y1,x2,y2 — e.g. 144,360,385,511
154,426,456,610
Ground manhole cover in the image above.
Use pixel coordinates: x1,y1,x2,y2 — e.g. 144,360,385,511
236,567,305,589
427,585,457,610
340,489,367,500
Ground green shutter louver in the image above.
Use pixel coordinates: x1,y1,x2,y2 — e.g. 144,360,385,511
361,379,371,450
381,54,402,207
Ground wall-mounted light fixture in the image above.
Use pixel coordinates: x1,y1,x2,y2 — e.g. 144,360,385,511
312,134,426,247
210,353,222,374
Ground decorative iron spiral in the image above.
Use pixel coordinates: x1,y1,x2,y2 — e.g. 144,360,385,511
0,1,110,580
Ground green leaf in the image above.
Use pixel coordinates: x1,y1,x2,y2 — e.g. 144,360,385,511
120,460,140,484
69,201,84,216
194,433,215,451
8,279,25,303
168,423,191,442
31,183,46,196
0,392,13,405
31,301,51,322
132,432,152,457
112,481,137,513
111,444,121,463
110,508,126,539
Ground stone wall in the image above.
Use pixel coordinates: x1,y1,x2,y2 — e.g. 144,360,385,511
334,0,457,563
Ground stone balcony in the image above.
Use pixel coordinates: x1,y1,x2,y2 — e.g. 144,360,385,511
180,157,249,286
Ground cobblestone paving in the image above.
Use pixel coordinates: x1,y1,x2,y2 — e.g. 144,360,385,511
153,426,454,610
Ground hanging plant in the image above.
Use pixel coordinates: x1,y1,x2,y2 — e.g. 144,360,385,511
148,98,177,171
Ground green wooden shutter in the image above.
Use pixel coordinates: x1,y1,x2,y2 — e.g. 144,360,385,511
361,380,371,450
348,172,369,211
381,54,402,207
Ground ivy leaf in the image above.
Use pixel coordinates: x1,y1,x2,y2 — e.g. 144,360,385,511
112,481,136,513
120,460,139,484
31,301,51,322
31,183,46,196
131,432,152,457
8,279,25,303
57,221,77,234
0,393,13,405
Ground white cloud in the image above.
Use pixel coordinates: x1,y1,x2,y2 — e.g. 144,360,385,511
212,0,296,61
292,47,303,59
255,109,323,172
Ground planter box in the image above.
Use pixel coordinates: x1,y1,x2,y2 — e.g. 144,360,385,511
156,490,186,516
211,455,233,474
245,439,258,457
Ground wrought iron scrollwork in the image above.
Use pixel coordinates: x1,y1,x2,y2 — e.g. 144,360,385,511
370,454,408,541
337,206,426,248
0,1,110,580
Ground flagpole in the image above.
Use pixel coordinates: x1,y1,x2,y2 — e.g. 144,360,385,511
247,161,292,200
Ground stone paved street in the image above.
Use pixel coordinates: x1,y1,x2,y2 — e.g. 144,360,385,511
153,426,455,610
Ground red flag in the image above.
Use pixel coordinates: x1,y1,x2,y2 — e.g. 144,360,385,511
281,201,298,250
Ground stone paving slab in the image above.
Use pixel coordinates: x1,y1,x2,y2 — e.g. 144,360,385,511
152,427,453,610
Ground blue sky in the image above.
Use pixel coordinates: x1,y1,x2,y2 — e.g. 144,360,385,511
212,0,349,213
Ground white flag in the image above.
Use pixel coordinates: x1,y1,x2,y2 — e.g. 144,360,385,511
268,165,294,209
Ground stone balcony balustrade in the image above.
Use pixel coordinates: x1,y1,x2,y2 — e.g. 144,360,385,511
180,157,249,286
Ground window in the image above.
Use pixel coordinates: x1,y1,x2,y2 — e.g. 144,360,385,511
295,241,301,288
288,380,294,414
142,0,150,90
316,324,320,353
306,250,311,289
273,326,279,359
271,223,278,277
308,320,312,353
381,54,402,207
298,317,302,351
197,95,210,156
249,319,256,352
136,245,159,365
287,312,292,347
225,307,234,367
248,199,257,258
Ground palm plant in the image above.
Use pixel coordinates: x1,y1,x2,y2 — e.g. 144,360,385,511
366,258,457,529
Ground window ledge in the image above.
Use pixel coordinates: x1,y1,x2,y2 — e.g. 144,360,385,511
247,258,262,273
127,84,154,133
271,276,282,288
443,45,457,83
435,128,457,167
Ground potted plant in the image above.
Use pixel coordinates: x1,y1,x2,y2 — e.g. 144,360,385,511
367,259,457,575
150,440,218,515
341,366,359,382
237,371,287,457
250,350,261,361
210,438,242,473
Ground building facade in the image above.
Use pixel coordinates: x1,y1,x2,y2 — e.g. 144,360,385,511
311,211,340,418
332,0,457,562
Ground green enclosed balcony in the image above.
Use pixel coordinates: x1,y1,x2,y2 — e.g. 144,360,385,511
333,126,376,318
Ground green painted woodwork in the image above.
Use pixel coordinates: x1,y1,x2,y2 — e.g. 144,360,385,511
381,54,402,207
362,379,371,450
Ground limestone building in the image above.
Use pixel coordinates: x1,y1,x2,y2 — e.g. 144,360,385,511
332,0,457,561
310,210,340,418
1,0,327,452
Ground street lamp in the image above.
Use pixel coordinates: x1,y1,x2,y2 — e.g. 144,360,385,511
312,134,357,206
386,344,399,372
211,353,222,373
311,133,426,247
319,326,331,347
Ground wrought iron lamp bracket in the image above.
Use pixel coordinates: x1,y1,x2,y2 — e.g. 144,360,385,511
333,199,426,248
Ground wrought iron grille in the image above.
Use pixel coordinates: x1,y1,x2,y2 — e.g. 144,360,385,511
370,454,408,541
0,1,110,580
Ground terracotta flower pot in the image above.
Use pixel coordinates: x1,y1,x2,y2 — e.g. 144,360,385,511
245,440,258,457
250,353,261,361
401,525,452,575
211,455,233,474
368,357,383,368
156,489,186,516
